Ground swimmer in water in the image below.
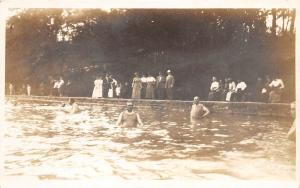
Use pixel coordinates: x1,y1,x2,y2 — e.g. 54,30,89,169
116,101,143,128
287,102,295,141
7,99,18,106
62,98,80,114
190,96,210,124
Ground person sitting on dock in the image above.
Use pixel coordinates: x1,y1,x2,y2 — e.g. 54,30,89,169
233,79,247,101
62,98,80,114
268,76,285,103
208,76,220,101
116,101,143,128
190,96,210,124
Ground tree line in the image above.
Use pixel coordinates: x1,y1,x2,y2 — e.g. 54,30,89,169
5,8,295,100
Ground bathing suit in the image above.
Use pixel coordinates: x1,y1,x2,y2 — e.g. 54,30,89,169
190,104,205,120
120,111,139,128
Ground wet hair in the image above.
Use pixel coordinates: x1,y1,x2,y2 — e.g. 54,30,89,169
126,101,134,106
69,98,75,104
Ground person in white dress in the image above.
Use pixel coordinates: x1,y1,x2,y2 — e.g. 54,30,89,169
53,80,60,96
145,74,156,99
57,77,65,97
116,83,121,98
92,76,103,98
8,83,14,95
26,84,31,96
225,78,236,101
108,75,117,98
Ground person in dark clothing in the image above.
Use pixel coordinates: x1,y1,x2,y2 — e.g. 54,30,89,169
218,79,224,101
165,70,175,100
64,80,72,97
253,77,264,102
141,73,147,99
21,84,26,95
261,75,271,103
108,75,117,98
39,82,45,96
207,76,220,101
121,82,131,99
233,80,247,102
156,71,166,100
48,76,55,96
102,74,110,98
222,78,229,101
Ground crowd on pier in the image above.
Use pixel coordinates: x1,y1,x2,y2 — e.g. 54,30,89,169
206,75,285,103
6,70,285,103
91,70,175,100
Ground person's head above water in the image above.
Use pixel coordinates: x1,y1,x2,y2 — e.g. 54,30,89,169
10,99,18,106
126,101,134,112
193,96,200,104
69,98,75,105
291,102,295,118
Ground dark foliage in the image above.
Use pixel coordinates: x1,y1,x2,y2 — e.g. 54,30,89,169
5,8,295,101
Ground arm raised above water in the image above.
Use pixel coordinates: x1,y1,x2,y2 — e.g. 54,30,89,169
136,113,144,127
116,112,124,126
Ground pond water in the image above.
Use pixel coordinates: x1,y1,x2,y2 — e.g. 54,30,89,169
3,100,295,180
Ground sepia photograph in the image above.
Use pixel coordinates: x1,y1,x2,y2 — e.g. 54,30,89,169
0,2,298,188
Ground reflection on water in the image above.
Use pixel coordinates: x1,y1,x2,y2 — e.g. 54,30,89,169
4,100,295,180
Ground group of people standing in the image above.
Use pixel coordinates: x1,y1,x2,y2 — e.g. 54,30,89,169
8,83,31,96
7,72,286,104
131,70,175,100
92,70,175,100
92,73,120,98
207,75,285,103
51,76,65,97
48,76,74,97
8,77,67,97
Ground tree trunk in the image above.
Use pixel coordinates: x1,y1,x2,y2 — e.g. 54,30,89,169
289,9,296,34
281,9,285,35
285,17,290,33
271,9,277,37
282,10,285,34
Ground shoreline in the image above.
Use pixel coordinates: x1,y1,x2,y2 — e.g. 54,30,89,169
5,95,292,117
